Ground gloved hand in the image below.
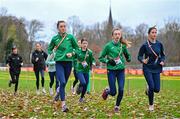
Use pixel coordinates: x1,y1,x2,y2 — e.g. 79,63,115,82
108,59,116,66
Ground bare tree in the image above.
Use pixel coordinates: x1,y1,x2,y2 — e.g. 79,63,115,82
26,19,44,62
0,7,7,16
67,15,84,37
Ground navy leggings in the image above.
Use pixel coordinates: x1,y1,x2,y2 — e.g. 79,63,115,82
143,70,160,105
72,70,79,88
56,61,72,101
107,69,125,106
77,72,89,98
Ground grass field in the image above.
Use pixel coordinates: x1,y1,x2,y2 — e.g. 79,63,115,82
0,71,180,118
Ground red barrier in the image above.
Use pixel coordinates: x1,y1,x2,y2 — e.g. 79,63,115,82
7,67,180,76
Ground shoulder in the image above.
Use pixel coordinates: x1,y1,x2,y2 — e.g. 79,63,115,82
122,43,127,48
32,51,37,55
156,40,163,46
51,34,59,41
141,41,148,48
104,41,112,48
18,54,22,58
7,54,12,58
87,49,93,54
67,34,75,39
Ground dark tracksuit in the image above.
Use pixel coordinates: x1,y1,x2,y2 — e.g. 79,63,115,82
31,50,48,90
6,53,23,92
138,40,165,105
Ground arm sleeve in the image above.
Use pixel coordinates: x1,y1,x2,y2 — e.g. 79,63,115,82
48,38,55,54
98,45,108,63
123,45,131,62
71,35,79,50
31,52,36,64
159,43,165,62
137,44,145,63
6,55,11,64
44,51,48,60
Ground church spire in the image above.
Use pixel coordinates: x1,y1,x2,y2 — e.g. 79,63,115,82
105,0,113,42
108,3,113,29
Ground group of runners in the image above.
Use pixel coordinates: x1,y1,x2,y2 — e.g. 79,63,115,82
6,20,165,113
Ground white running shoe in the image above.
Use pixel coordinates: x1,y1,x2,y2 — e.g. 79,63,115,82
49,88,53,96
42,88,46,94
36,90,40,95
149,105,154,111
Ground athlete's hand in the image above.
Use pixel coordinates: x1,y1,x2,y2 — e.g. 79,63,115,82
66,53,72,58
142,57,149,64
7,64,10,68
21,63,23,66
35,57,39,62
160,61,165,66
108,59,116,66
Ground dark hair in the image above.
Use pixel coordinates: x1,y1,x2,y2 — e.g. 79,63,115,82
35,42,41,46
57,20,66,28
12,45,17,51
81,38,88,43
112,28,121,36
148,26,157,34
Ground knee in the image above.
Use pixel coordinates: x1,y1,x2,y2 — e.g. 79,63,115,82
154,88,160,93
81,81,86,86
110,90,116,96
60,81,66,87
118,89,124,94
148,86,154,92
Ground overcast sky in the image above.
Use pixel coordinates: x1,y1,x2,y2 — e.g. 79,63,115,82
0,0,180,42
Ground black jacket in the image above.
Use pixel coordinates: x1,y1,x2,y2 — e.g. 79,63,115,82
6,53,23,74
31,50,48,71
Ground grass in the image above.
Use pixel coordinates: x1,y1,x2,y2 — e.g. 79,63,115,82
0,71,180,118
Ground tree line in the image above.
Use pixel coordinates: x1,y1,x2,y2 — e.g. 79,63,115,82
0,8,180,66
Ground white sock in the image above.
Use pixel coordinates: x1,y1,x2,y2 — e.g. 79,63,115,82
61,101,65,108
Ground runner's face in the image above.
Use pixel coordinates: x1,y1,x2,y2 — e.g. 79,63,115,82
81,41,88,49
13,48,18,54
36,44,41,51
112,30,121,42
58,22,66,34
149,29,157,40
78,40,81,47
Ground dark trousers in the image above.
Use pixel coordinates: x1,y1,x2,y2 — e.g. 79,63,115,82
49,71,59,90
10,71,20,92
72,70,79,88
56,61,72,101
34,69,45,90
107,69,125,106
143,70,160,105
77,72,89,98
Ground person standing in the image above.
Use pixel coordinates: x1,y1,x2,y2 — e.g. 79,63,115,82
99,28,131,113
48,20,78,112
138,26,165,111
31,43,48,95
6,46,23,96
